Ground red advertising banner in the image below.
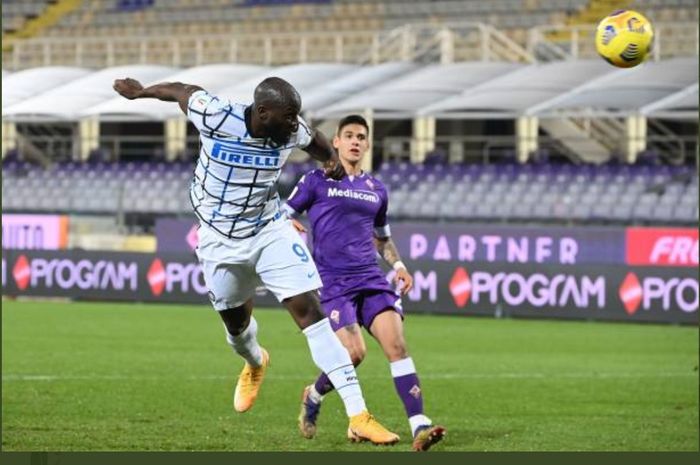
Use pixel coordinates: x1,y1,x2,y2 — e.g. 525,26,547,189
626,227,699,267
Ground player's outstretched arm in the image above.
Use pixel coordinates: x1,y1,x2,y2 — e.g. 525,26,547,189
374,236,413,295
113,78,204,114
303,131,345,180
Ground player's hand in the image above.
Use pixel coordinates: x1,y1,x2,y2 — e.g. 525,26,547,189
394,267,413,296
291,219,306,233
323,157,345,181
113,78,144,99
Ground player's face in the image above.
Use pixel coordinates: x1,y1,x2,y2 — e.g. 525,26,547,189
259,105,299,145
333,124,369,164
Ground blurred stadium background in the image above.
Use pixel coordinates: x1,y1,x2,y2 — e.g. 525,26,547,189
1,0,698,452
1,0,698,233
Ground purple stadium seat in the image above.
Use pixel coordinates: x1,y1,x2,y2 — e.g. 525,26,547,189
508,204,533,220
673,205,699,223
591,203,613,221
652,205,674,222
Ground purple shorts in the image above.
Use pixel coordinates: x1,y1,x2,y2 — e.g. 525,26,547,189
321,289,404,332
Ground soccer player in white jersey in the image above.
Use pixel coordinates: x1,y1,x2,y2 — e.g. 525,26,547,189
284,115,445,451
113,77,399,445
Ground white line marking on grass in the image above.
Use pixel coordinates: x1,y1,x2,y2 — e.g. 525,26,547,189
2,372,697,382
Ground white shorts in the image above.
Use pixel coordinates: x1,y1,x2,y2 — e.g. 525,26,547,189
195,218,323,311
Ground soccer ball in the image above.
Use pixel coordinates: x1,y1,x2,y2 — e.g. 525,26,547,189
595,10,654,68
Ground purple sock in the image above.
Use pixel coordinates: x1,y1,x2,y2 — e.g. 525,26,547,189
390,357,424,418
314,372,335,396
393,373,424,417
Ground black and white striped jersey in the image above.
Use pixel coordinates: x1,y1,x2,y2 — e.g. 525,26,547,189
187,90,313,239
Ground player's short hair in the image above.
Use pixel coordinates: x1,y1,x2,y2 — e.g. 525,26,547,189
337,114,369,136
254,77,301,110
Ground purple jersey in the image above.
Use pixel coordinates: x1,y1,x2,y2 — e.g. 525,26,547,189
284,169,393,300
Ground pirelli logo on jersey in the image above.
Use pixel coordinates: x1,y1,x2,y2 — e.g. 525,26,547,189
327,187,379,203
211,142,280,168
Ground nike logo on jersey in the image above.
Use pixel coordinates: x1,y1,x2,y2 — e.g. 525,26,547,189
307,271,317,279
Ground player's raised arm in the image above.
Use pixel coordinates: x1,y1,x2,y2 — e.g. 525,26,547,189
303,130,345,180
113,78,204,114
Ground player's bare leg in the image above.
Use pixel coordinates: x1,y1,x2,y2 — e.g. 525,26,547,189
285,292,398,445
299,324,367,438
370,310,445,451
220,300,270,413
335,324,367,366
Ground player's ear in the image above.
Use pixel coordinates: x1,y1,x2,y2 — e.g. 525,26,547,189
332,135,341,149
256,105,269,121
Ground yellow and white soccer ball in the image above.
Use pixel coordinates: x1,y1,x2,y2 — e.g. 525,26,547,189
595,9,654,68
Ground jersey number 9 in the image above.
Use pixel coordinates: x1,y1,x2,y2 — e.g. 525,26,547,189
292,243,310,263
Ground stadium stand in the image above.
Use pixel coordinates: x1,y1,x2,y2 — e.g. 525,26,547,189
2,1,698,230
3,59,695,163
2,159,697,226
24,0,688,42
3,0,697,68
1,1,51,34
3,0,695,40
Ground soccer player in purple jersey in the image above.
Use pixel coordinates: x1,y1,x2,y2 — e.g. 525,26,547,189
283,115,445,451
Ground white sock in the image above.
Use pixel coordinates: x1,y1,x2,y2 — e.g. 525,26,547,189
308,385,324,404
389,356,416,377
302,318,366,417
224,316,263,367
409,414,433,437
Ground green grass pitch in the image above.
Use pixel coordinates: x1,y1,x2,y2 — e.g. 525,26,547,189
2,299,698,451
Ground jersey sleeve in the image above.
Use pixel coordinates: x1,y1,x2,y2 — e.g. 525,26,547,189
294,115,314,149
186,90,232,135
373,185,391,238
282,171,316,218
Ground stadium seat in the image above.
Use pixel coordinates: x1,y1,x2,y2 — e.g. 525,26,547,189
2,160,697,225
632,203,655,222
652,204,675,222
673,205,699,223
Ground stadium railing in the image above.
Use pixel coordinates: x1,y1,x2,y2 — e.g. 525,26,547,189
529,22,699,62
3,20,698,70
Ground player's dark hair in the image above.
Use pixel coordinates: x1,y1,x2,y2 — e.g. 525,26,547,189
254,77,301,110
337,114,369,136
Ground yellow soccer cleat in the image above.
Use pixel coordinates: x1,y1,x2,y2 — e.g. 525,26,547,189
233,348,270,413
347,411,400,446
412,424,446,452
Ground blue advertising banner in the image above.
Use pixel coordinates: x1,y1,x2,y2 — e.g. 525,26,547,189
389,223,625,265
